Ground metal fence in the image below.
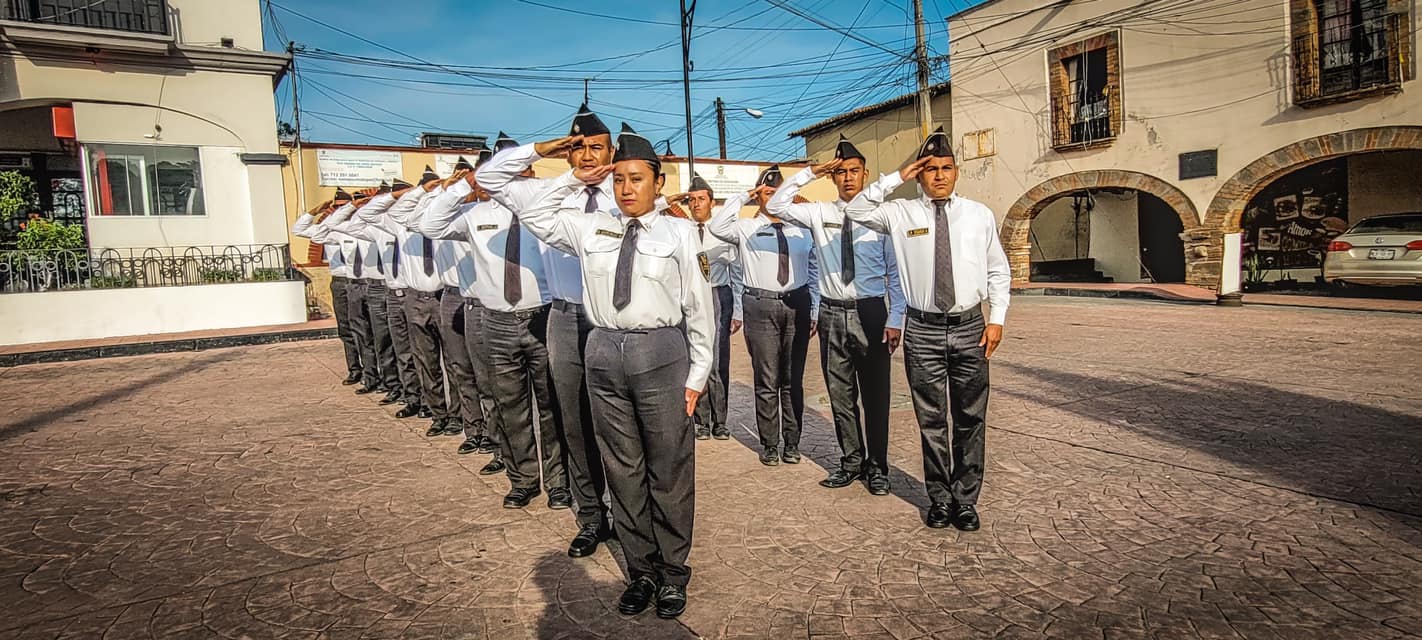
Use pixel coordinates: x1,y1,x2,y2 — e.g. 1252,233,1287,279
1,0,169,36
0,244,295,294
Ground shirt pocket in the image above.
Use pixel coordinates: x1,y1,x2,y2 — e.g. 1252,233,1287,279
636,239,678,281
583,234,622,279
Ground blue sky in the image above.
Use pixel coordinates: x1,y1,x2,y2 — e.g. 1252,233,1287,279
262,0,985,161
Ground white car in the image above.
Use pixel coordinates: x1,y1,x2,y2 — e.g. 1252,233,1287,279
1323,213,1422,286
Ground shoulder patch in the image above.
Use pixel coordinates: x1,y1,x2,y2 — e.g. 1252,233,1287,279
907,227,930,238
698,252,711,281
595,228,624,239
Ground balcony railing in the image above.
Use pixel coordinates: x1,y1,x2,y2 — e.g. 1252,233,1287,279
0,244,295,294
1,0,168,36
1293,12,1406,106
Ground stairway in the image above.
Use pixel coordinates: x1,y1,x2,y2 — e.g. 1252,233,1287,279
1030,258,1114,283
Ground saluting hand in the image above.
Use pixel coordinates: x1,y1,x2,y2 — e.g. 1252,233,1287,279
574,164,613,185
883,327,902,355
684,387,701,417
810,158,842,177
443,169,470,188
535,135,583,159
898,157,932,181
979,324,1004,359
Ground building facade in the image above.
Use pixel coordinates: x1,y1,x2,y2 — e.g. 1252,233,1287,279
0,0,302,346
948,0,1422,292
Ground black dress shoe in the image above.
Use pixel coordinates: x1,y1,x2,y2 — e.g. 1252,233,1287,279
395,404,421,419
475,436,497,454
457,439,479,455
341,375,362,386
479,459,506,475
618,576,660,615
711,424,730,440
694,425,711,441
819,469,860,489
547,488,572,510
439,421,464,437
567,522,611,558
926,502,952,529
759,450,780,466
951,504,981,531
354,385,378,395
418,407,433,419
503,486,541,509
425,420,447,437
865,472,890,496
379,391,402,405
782,447,802,464
655,584,688,619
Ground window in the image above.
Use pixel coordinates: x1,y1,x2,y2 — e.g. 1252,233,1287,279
1048,32,1122,150
1291,0,1410,105
85,144,206,216
1349,213,1422,233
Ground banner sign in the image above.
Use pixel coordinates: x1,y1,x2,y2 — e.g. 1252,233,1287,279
316,149,402,187
674,162,762,195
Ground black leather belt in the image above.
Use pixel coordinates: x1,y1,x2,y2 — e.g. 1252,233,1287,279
552,299,583,312
411,289,442,299
745,285,807,300
485,304,549,321
821,296,879,310
907,306,982,325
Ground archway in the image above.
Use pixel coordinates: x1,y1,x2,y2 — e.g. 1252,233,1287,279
1199,126,1422,290
999,170,1203,285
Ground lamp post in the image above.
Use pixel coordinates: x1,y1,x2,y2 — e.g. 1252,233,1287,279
715,97,763,159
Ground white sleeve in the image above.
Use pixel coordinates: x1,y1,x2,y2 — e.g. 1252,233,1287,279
680,226,716,392
476,142,546,213
765,167,821,230
984,207,1011,326
291,213,316,238
706,192,750,243
419,181,474,241
518,170,593,256
883,235,906,330
844,172,903,234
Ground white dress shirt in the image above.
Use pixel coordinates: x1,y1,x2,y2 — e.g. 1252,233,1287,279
355,189,443,293
767,167,907,329
306,204,362,277
844,172,1011,325
520,170,715,391
707,192,820,318
293,213,352,278
419,179,553,312
476,142,617,305
321,200,395,282
688,218,744,321
383,186,478,291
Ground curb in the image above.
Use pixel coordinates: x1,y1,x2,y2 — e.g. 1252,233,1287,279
0,328,339,368
1011,287,1212,304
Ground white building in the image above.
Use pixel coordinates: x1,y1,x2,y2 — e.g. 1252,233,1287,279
0,0,303,345
948,0,1421,293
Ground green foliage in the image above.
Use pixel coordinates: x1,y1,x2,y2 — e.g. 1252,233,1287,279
91,275,138,289
200,268,243,283
15,218,86,253
0,171,37,221
1242,254,1267,285
252,267,288,282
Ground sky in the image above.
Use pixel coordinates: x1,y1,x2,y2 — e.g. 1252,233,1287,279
261,0,988,161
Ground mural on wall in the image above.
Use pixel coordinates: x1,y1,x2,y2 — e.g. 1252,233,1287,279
1240,158,1350,270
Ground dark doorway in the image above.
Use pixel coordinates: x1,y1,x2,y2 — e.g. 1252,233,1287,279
1137,192,1185,282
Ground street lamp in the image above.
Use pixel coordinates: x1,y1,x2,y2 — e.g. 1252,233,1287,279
715,97,764,159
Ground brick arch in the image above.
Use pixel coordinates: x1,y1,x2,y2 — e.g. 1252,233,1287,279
999,170,1202,285
1196,126,1422,290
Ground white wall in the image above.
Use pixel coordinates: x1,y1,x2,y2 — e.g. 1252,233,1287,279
1088,192,1142,283
1032,197,1089,261
0,281,306,346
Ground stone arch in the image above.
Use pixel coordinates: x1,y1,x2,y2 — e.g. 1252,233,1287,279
1196,126,1422,290
999,170,1202,285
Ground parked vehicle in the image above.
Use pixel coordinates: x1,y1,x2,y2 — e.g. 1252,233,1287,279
1322,213,1422,286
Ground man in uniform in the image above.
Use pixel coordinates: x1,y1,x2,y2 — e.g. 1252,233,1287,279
707,166,819,466
478,112,617,549
292,197,363,385
766,136,906,495
519,124,713,619
843,126,1011,531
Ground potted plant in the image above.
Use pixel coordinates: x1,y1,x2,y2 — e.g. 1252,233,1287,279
1241,254,1269,292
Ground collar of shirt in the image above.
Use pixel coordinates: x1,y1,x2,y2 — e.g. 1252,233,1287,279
917,192,960,209
620,211,660,230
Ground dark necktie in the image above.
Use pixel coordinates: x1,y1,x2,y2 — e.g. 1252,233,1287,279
933,200,956,312
389,238,399,279
584,186,600,213
772,222,790,286
613,218,642,310
353,245,363,278
504,215,522,306
840,216,856,285
697,223,705,242
422,236,435,276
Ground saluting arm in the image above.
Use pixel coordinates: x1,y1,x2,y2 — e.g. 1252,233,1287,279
291,213,316,239
385,187,430,230
476,143,544,213
843,172,903,234
706,192,750,244
418,181,475,242
520,170,595,256
765,167,822,229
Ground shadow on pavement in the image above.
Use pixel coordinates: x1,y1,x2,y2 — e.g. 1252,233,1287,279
530,551,696,640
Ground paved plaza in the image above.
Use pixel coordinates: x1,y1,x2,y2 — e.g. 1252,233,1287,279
1,297,1420,639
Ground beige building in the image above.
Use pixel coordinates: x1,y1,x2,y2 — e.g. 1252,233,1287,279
0,0,302,345
949,0,1422,293
790,83,951,198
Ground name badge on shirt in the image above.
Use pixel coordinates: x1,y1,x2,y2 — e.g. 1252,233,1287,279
698,252,711,281
595,229,624,239
756,231,776,238
907,227,930,238
476,224,499,231
823,222,842,229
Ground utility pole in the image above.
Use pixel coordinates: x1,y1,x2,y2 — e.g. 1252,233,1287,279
287,41,307,215
679,0,697,179
913,0,933,139
715,97,727,160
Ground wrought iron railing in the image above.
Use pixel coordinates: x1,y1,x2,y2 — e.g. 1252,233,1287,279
1293,11,1406,105
0,244,295,294
1,0,169,36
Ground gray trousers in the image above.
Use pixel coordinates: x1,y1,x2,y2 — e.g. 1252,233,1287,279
693,285,735,430
818,298,892,475
330,275,361,376
586,326,695,587
348,280,398,390
548,301,608,528
903,309,989,506
482,305,566,491
387,288,421,402
462,298,503,459
404,290,450,420
742,287,812,451
439,289,485,436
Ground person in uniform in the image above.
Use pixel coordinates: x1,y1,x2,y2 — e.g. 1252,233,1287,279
292,197,363,385
520,123,713,619
478,111,616,547
370,182,425,415
666,175,743,441
765,136,906,495
707,165,819,466
843,126,1010,531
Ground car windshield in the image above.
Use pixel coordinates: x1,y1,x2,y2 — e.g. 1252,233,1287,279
1349,214,1422,234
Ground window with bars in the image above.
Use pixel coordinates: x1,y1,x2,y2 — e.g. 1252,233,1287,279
1048,32,1123,150
1291,0,1411,105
